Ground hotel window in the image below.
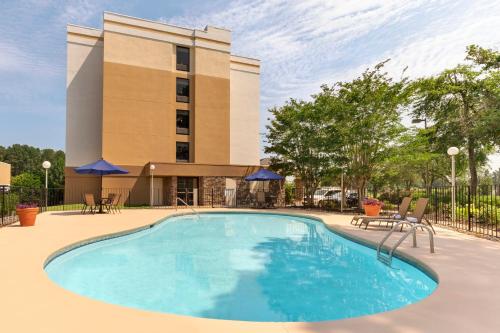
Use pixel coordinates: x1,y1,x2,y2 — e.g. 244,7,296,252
176,78,189,103
176,142,189,162
176,110,189,135
176,46,190,71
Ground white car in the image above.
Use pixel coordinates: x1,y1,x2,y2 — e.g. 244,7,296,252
314,189,341,205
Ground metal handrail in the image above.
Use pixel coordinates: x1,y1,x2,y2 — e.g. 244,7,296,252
176,197,200,218
377,220,435,266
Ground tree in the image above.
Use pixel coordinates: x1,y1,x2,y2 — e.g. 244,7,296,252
0,144,66,188
3,144,41,176
317,60,408,206
265,99,338,206
11,173,42,188
411,45,500,193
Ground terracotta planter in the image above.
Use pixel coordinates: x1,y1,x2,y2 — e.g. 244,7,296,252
16,207,39,227
363,204,381,216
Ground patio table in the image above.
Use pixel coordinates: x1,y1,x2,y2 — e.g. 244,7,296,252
97,197,109,214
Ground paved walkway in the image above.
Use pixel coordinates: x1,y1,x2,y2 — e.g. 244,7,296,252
1,208,499,333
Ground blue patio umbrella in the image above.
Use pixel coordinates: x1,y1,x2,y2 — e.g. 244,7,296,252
245,169,284,181
245,169,284,206
74,159,129,213
74,158,129,175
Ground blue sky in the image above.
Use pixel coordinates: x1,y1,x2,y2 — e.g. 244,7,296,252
0,0,499,167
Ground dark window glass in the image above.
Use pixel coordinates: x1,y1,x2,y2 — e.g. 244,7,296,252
176,110,189,135
176,46,190,71
176,78,189,103
176,142,189,162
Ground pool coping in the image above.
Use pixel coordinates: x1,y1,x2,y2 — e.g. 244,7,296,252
2,208,500,333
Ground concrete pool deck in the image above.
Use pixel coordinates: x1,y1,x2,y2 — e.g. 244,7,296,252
1,208,499,333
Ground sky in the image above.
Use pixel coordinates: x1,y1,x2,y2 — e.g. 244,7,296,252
0,0,499,168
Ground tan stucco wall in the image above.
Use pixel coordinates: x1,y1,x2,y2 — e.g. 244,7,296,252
230,56,260,165
193,47,230,164
65,26,104,167
0,162,11,186
102,31,177,166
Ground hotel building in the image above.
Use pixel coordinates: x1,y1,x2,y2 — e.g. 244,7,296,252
65,12,260,205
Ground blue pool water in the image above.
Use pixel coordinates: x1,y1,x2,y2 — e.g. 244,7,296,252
45,213,437,322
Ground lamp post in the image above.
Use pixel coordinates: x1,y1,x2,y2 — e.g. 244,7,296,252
42,161,51,210
447,147,459,223
411,118,427,129
340,167,344,213
413,118,430,192
149,164,155,207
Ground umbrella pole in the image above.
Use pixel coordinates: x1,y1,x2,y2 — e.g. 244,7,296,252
99,175,104,213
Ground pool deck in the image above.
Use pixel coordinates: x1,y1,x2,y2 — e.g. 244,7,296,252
1,208,499,333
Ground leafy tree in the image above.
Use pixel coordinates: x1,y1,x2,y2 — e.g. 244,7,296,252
11,172,42,188
3,144,41,176
0,144,66,188
317,60,409,206
411,45,500,193
265,99,338,206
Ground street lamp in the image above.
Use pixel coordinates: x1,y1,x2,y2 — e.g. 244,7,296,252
149,164,155,207
411,118,427,129
42,161,51,209
340,167,345,213
447,147,459,222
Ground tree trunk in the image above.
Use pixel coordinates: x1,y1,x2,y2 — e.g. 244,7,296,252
467,138,478,195
357,178,366,210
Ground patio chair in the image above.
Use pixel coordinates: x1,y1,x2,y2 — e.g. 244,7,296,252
356,197,412,230
106,193,122,214
256,191,267,208
104,193,116,213
81,193,97,214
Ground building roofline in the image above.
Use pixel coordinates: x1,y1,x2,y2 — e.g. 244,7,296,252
67,24,103,39
103,11,231,33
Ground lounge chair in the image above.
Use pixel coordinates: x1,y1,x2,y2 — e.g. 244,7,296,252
81,193,97,214
356,197,412,230
404,197,435,234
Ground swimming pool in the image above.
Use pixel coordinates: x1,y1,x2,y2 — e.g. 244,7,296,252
45,212,437,322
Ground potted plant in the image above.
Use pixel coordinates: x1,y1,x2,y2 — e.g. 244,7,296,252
16,203,39,227
362,198,383,216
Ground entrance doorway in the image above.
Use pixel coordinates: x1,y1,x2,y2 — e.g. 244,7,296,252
177,177,198,206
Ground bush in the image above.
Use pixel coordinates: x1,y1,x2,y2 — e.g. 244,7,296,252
319,200,341,211
456,204,500,224
11,173,42,188
284,182,295,205
0,192,19,215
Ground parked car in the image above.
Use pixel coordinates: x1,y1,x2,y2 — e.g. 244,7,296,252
313,188,335,205
318,190,342,207
346,192,359,207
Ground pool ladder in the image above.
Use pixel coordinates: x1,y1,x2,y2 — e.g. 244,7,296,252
377,221,435,266
176,197,200,219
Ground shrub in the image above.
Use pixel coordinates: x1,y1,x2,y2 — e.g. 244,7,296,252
0,192,19,215
456,204,500,224
11,172,42,188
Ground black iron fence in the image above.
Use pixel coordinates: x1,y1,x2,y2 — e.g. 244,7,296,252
0,185,285,226
2,184,498,239
287,185,499,239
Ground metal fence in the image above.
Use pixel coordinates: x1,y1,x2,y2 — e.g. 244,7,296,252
0,185,284,226
2,184,498,239
287,185,499,239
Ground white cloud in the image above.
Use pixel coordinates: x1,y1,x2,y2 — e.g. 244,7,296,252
165,0,500,161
